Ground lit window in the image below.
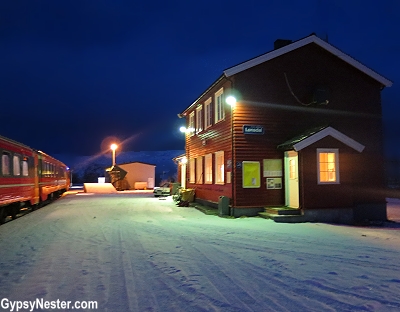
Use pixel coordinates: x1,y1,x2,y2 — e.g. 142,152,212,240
2,152,10,175
196,156,203,184
196,105,203,133
318,149,339,184
13,155,21,176
214,88,224,123
215,151,224,184
189,112,195,136
204,154,213,184
189,158,195,183
204,98,212,129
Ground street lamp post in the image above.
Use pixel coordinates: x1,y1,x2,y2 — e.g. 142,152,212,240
110,143,118,166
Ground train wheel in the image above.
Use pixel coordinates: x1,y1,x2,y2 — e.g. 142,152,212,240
11,208,17,220
0,208,6,224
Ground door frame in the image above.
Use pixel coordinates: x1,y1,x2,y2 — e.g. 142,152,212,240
284,151,299,208
181,162,186,189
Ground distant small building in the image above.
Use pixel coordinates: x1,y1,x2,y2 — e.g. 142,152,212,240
118,162,156,190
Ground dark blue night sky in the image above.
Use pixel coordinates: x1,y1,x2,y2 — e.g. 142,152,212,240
1,1,399,157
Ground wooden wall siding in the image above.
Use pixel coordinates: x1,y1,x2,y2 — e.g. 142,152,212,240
184,79,233,203
232,102,285,207
299,137,357,209
234,43,383,116
231,43,385,208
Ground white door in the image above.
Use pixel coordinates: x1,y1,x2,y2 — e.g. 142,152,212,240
181,163,186,189
285,151,299,208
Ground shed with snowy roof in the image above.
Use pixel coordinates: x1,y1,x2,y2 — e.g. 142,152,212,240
117,162,156,190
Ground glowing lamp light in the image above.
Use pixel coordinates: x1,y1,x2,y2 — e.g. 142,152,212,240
179,126,195,134
110,143,118,166
181,156,187,164
225,96,237,106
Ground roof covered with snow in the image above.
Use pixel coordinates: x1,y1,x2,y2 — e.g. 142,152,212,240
278,125,365,152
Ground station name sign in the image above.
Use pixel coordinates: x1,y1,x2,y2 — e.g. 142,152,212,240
243,125,264,135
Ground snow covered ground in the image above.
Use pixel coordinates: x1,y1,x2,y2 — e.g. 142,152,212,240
0,194,400,312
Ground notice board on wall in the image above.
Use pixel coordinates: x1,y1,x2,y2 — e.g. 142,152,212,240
263,159,282,177
242,161,261,188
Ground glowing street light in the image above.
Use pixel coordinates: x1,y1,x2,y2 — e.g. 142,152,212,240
110,143,118,166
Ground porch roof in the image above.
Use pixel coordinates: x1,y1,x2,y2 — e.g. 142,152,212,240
277,126,365,153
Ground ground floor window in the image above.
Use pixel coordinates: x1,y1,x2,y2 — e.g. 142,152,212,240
215,151,224,184
196,156,203,184
317,148,339,184
189,158,195,183
204,154,212,184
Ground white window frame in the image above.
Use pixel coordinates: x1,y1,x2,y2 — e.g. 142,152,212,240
189,158,195,183
204,153,213,184
215,151,225,185
196,105,203,134
317,148,340,184
196,156,203,184
188,112,195,136
214,88,224,123
204,97,212,129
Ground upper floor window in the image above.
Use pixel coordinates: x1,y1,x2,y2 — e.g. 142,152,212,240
204,97,212,129
189,112,195,136
196,105,203,134
214,88,224,123
215,151,224,184
317,148,339,184
2,152,10,176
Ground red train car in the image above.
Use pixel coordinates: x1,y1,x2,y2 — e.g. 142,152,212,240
0,135,70,224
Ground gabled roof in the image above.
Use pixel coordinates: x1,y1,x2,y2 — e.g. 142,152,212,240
278,126,365,152
223,34,392,88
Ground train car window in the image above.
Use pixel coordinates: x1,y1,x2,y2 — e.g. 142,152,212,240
2,152,11,175
41,161,45,177
22,157,29,176
13,155,21,176
44,162,49,177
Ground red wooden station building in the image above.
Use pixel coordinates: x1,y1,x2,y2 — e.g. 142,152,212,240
178,34,392,223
